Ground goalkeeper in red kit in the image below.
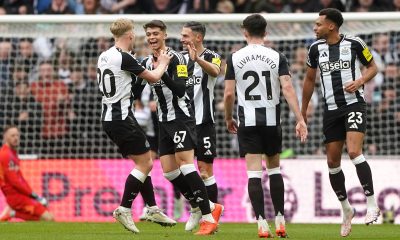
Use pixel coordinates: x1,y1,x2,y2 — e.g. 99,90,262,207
0,125,54,221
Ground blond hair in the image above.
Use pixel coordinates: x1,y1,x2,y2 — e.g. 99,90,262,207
110,18,134,38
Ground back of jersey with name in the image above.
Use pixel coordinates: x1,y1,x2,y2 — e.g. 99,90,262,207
97,46,145,121
226,44,289,127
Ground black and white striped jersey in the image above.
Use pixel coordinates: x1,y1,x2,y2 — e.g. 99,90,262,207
183,49,221,125
97,46,145,121
307,34,373,111
225,44,290,127
140,48,193,122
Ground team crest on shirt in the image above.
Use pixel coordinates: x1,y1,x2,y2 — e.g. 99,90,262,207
177,65,188,78
341,47,350,55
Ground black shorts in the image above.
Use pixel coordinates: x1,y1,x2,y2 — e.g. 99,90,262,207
323,102,367,144
147,135,158,153
102,115,150,158
195,122,217,163
158,118,197,157
237,126,282,158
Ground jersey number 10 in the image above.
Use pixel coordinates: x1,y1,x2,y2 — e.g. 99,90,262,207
97,68,116,98
243,70,272,101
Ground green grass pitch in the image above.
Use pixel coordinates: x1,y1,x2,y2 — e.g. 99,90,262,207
0,222,398,240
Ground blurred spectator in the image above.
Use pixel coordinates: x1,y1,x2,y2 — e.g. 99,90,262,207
392,0,400,11
30,61,72,157
76,0,105,13
43,0,74,14
67,65,98,156
310,0,345,12
241,0,285,13
4,80,42,154
372,33,398,65
282,0,314,13
351,0,382,12
188,0,218,13
81,37,112,63
140,0,187,14
0,0,33,14
100,0,143,13
54,48,73,84
216,0,234,13
0,41,13,84
15,38,39,82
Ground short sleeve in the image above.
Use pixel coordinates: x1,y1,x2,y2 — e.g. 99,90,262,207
204,51,222,68
224,54,235,80
306,44,319,69
121,52,146,76
278,52,290,76
353,37,373,66
168,52,188,81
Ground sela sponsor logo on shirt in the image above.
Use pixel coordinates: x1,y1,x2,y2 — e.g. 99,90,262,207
151,79,165,87
319,60,351,73
186,75,201,86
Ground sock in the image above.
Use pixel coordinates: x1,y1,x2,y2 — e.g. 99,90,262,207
15,211,40,221
164,169,198,208
366,195,378,209
173,184,181,199
268,167,285,216
352,155,375,198
204,176,218,203
340,198,353,213
180,164,212,216
247,170,265,220
120,169,146,208
202,213,215,223
329,166,348,202
275,212,285,228
139,175,157,207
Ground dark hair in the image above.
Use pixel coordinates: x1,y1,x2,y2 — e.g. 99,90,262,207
183,21,206,37
319,8,343,28
3,125,18,136
242,14,267,38
143,20,167,32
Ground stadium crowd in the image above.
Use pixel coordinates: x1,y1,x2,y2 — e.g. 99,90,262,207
0,1,399,158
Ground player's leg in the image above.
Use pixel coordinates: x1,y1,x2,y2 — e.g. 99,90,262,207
346,132,379,225
196,123,218,203
175,149,222,235
327,140,355,237
265,154,287,238
238,126,272,238
7,195,52,221
323,108,354,237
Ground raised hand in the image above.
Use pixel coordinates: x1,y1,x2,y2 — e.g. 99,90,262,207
187,42,198,61
157,50,172,67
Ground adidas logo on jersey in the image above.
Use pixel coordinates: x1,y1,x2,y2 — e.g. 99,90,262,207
204,149,213,156
321,52,328,57
177,143,184,149
349,123,358,129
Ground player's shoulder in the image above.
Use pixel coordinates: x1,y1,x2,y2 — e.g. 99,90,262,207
203,48,220,58
309,39,326,48
344,35,367,47
167,48,185,64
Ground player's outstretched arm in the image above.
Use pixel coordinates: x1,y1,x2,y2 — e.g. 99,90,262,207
138,51,172,83
279,75,308,142
344,60,378,93
301,67,317,124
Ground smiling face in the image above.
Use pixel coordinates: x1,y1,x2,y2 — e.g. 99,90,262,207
180,27,195,50
145,27,166,52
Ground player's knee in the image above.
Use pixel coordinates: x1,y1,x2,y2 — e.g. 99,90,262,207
348,151,361,160
41,212,54,221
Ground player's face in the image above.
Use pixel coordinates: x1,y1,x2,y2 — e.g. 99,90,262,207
4,128,20,150
313,15,334,40
180,27,195,49
145,27,166,51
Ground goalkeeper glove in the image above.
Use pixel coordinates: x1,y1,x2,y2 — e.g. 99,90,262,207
31,192,48,207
